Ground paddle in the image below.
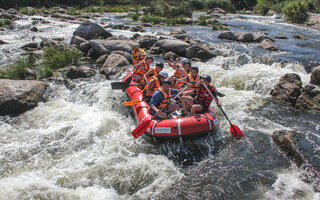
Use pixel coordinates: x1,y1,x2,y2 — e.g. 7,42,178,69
122,100,141,106
176,78,226,97
111,82,145,90
202,82,244,139
132,85,190,139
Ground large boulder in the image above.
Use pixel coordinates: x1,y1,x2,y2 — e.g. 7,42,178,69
99,54,130,79
0,79,49,115
310,66,320,85
138,35,157,49
218,31,254,42
73,21,112,40
185,44,216,61
70,35,88,47
295,84,320,111
270,73,302,106
66,66,96,79
110,50,132,64
156,39,190,56
89,39,134,57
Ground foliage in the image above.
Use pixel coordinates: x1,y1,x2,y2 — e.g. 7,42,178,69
190,0,205,10
0,19,12,27
150,0,193,17
307,0,320,13
282,1,308,23
205,0,235,12
211,21,226,30
19,7,38,15
198,15,212,25
0,58,34,80
129,13,140,21
42,46,82,70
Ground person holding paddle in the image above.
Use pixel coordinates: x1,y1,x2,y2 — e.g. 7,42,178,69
131,43,146,65
143,71,168,102
132,56,153,83
143,61,164,83
149,79,179,119
181,75,221,116
168,58,191,88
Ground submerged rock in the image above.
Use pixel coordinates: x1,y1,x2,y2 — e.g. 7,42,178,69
218,31,254,42
0,79,49,116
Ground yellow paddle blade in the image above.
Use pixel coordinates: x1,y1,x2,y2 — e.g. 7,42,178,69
122,100,141,106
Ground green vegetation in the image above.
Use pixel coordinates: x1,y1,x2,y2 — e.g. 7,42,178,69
0,19,12,28
0,47,82,80
282,1,308,23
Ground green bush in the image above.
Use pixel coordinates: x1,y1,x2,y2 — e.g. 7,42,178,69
42,46,82,70
0,19,12,27
129,13,140,21
150,0,193,17
19,7,37,15
190,0,205,10
307,0,320,13
198,15,211,26
282,1,308,23
0,58,34,80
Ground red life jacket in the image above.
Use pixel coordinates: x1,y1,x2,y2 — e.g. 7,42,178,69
197,84,217,107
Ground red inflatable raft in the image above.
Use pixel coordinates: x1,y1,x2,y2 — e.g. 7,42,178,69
123,71,220,140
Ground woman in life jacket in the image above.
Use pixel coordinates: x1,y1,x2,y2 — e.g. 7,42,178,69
181,66,201,97
143,61,164,83
168,58,191,88
143,71,168,102
180,75,221,116
149,79,179,119
131,44,146,65
132,56,153,83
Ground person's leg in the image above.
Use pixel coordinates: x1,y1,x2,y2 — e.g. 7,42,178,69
166,103,179,114
180,96,194,115
190,104,204,116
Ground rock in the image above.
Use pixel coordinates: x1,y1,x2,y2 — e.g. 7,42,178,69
207,8,226,16
96,54,109,64
51,13,76,20
143,23,153,27
66,66,96,79
99,54,130,79
21,42,39,49
266,10,277,16
110,50,132,64
295,84,320,111
7,8,18,15
79,41,91,53
270,73,302,106
128,8,136,12
30,26,38,32
0,79,49,115
156,39,190,56
138,35,157,49
39,38,59,48
310,66,320,85
170,28,186,35
260,39,279,51
163,51,179,61
274,36,288,39
218,31,254,42
254,34,275,43
185,44,216,61
0,40,8,45
185,18,193,24
130,25,144,32
173,34,191,42
70,35,88,47
293,33,306,40
89,39,134,57
73,21,112,40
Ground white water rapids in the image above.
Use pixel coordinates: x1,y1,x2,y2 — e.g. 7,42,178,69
0,13,319,199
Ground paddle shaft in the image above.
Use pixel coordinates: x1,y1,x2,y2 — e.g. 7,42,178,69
176,78,225,97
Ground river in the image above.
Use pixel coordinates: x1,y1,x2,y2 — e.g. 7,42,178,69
0,12,319,199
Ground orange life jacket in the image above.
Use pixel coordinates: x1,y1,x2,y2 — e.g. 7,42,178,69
146,68,159,82
196,84,217,107
131,48,146,65
186,73,201,95
144,77,161,97
157,86,172,109
134,61,150,77
173,63,188,79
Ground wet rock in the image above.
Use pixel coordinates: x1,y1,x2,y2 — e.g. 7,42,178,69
30,26,38,32
21,42,39,49
293,33,306,40
173,34,191,42
274,36,288,39
260,39,279,51
89,39,134,57
130,25,144,32
143,23,153,27
306,12,320,30
100,54,130,79
79,41,90,53
156,39,190,56
7,8,18,15
170,28,186,35
218,31,254,42
207,8,226,16
295,84,320,111
73,21,112,40
270,73,302,106
111,50,132,64
185,18,193,24
51,13,75,20
185,44,216,61
254,34,275,43
0,40,8,45
66,66,96,79
39,38,59,48
310,66,320,85
96,54,109,64
163,51,179,61
128,8,136,12
0,79,49,116
70,35,88,47
138,35,157,49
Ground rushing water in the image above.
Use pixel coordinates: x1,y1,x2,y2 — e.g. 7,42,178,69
0,12,319,199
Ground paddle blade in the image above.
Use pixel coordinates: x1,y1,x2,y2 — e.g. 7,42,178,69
132,117,152,139
230,125,244,139
111,82,128,90
122,100,141,106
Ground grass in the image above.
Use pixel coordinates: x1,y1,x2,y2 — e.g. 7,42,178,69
0,19,12,28
0,58,35,80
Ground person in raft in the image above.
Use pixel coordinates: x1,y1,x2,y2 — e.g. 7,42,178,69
149,78,179,119
143,61,164,83
132,56,153,83
131,43,146,65
180,65,201,98
143,71,168,102
168,58,191,88
180,75,221,116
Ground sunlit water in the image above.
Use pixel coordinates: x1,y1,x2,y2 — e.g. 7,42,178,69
0,12,319,199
